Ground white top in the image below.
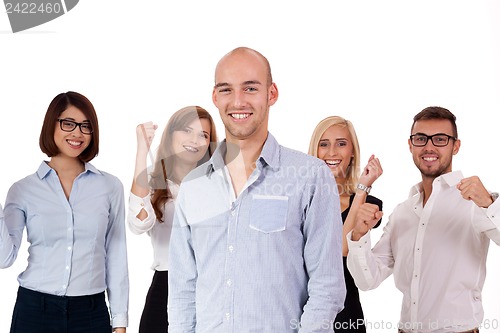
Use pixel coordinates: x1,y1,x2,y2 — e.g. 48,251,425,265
127,180,179,271
347,170,500,333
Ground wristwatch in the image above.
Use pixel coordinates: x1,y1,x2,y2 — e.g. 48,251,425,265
356,183,371,194
491,192,499,202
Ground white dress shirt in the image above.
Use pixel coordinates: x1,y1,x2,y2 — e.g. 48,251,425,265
347,171,500,333
127,180,179,271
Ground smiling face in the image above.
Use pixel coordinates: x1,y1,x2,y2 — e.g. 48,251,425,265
409,118,460,180
317,124,354,183
54,105,92,159
171,118,211,166
212,49,278,144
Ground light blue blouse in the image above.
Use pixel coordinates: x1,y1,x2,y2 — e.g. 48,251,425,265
0,161,129,328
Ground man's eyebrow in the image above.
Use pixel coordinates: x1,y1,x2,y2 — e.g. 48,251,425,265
214,80,263,89
242,80,262,85
214,82,230,89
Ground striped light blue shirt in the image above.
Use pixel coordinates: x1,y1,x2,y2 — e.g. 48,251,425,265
168,133,346,333
0,161,129,328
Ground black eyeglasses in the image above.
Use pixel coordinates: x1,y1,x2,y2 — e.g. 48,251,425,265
409,133,456,147
57,119,93,135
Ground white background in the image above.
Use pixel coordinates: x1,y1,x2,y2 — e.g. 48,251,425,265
1,1,500,332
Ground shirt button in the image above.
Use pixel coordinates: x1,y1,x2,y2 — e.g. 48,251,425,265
225,313,230,320
67,246,72,251
228,245,234,253
65,266,70,270
226,279,232,286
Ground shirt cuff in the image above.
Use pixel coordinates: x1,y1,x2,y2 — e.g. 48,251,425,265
486,197,500,227
346,230,372,254
111,312,128,329
128,192,153,215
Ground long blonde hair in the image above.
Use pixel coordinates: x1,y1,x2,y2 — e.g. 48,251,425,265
308,116,360,195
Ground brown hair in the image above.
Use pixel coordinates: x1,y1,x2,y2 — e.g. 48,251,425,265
39,91,99,162
411,106,458,138
150,106,218,222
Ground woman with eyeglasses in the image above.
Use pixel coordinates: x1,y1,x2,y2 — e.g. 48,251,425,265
0,91,129,333
308,116,383,333
127,106,218,333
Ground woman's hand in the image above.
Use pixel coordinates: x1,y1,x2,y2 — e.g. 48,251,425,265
358,154,383,188
136,121,158,154
131,121,158,196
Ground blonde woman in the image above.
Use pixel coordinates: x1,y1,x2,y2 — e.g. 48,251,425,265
309,116,382,333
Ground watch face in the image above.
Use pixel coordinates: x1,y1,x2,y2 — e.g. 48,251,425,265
357,183,371,194
492,192,499,202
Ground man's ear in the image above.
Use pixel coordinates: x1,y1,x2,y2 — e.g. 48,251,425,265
452,138,461,155
268,83,279,106
212,88,217,106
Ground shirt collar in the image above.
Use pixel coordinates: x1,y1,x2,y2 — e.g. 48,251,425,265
409,170,464,197
258,132,280,170
36,161,102,179
206,132,280,177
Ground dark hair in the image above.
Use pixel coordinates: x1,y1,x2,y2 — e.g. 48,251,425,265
150,106,218,222
39,91,99,162
411,106,458,138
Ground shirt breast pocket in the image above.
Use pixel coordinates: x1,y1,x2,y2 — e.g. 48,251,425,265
249,195,288,233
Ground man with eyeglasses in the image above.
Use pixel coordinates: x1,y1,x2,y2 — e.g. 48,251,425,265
346,106,500,333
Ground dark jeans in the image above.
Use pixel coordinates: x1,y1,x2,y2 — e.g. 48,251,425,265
139,270,169,333
10,286,111,333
